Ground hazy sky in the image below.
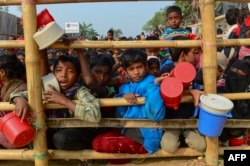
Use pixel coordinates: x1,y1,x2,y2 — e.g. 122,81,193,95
8,2,173,37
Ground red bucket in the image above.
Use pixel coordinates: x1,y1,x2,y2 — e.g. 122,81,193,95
170,62,196,88
0,112,35,147
229,137,246,146
37,8,55,29
160,77,183,110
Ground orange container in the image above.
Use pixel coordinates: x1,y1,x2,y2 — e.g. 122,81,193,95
160,77,183,110
0,112,35,147
37,8,55,29
170,62,196,88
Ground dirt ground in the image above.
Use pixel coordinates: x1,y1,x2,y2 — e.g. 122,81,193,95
0,157,224,166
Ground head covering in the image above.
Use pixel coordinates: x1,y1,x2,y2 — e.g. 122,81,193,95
147,56,160,62
217,52,227,71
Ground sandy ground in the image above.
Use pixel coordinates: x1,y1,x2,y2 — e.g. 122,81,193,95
0,157,224,166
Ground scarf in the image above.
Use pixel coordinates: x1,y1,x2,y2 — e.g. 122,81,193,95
61,82,81,99
0,79,24,102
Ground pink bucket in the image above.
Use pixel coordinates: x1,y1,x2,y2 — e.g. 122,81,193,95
0,112,35,147
170,62,196,88
37,8,55,29
160,77,183,110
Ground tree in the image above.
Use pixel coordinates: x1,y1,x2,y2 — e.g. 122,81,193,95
79,22,97,40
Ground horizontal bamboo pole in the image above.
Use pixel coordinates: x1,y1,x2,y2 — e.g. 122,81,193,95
0,0,249,6
0,146,249,160
0,148,204,160
1,92,250,111
188,15,225,27
1,39,250,49
45,118,250,129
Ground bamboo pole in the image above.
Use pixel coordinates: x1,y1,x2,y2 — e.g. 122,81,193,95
1,0,250,6
0,146,249,160
1,92,250,111
45,118,250,129
188,15,225,27
21,1,48,166
199,0,218,165
2,38,250,49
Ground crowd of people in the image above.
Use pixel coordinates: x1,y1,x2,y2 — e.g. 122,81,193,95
0,4,250,165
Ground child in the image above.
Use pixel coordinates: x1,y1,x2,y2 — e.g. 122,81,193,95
92,48,166,164
160,5,190,64
9,55,101,150
0,55,26,148
159,35,206,153
147,56,160,77
78,50,115,98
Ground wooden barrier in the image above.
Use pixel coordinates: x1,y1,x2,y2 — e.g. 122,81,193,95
0,0,249,166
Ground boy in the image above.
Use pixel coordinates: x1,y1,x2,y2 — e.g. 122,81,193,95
9,55,101,150
92,48,166,163
160,35,206,153
160,5,190,68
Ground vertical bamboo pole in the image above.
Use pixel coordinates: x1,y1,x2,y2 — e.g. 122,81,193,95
22,1,48,166
199,0,218,165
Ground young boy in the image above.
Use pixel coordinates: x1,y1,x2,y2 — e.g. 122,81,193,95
160,35,206,153
160,5,190,68
92,48,166,163
9,55,101,150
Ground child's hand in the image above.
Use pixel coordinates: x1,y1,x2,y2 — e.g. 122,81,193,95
43,84,67,105
13,97,30,121
123,93,139,104
154,73,169,84
62,34,76,46
189,89,205,107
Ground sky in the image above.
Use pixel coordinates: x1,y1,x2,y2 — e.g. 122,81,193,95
7,2,173,37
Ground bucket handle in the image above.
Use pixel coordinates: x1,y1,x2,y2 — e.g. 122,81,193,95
194,106,199,118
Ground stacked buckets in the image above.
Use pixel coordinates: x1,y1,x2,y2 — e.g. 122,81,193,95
160,62,196,110
197,94,234,137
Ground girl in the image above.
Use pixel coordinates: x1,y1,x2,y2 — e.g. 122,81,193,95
0,55,26,148
147,56,160,77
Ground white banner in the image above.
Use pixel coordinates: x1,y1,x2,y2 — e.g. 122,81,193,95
64,22,79,33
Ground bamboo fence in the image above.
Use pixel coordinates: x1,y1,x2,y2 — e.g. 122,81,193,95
0,0,249,166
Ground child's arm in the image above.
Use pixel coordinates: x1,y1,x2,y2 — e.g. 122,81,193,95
77,49,109,97
9,91,29,121
183,89,204,107
74,86,101,122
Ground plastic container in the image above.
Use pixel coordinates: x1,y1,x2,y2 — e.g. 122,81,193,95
170,62,196,88
229,136,246,146
197,94,234,137
37,8,55,29
160,77,183,110
0,112,35,147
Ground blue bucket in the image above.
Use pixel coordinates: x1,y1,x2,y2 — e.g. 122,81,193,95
196,94,234,137
197,105,232,137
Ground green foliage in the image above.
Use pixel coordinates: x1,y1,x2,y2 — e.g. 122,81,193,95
143,1,221,33
79,22,97,40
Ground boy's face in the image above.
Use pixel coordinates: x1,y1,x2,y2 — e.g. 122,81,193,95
91,65,111,85
125,62,147,82
183,48,198,65
146,48,160,57
54,61,79,90
167,11,182,29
